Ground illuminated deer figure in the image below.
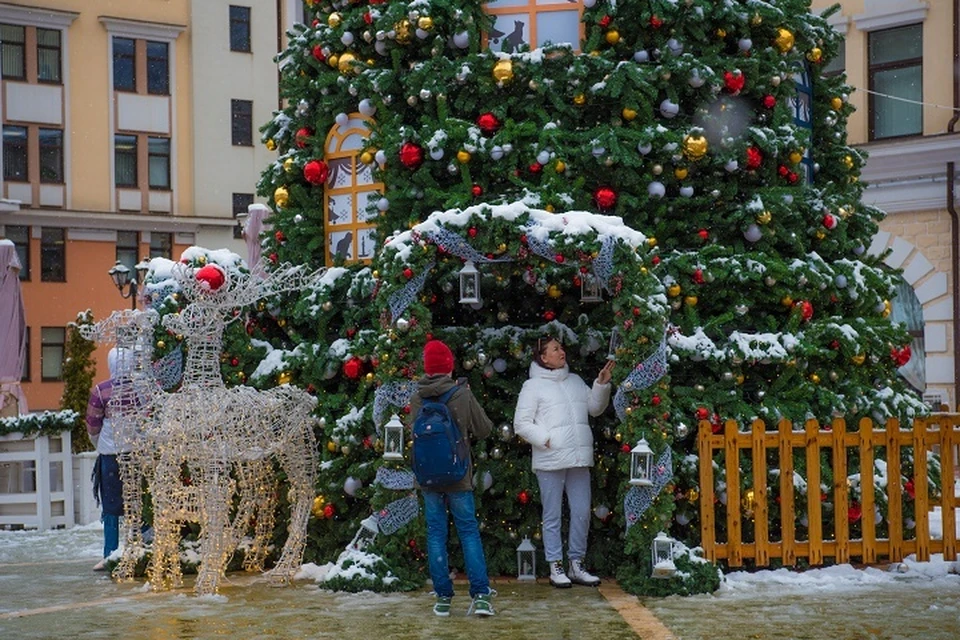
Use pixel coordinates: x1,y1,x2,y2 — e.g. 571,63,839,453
147,260,320,595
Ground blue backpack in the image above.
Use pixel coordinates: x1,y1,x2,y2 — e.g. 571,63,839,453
412,386,470,487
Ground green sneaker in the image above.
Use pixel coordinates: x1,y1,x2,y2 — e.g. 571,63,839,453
470,590,495,617
433,596,452,617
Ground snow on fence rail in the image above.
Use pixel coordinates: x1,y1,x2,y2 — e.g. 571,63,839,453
698,414,960,567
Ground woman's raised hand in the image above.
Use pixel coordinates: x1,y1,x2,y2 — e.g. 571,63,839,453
597,360,615,385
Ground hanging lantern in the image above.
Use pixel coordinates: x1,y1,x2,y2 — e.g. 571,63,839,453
459,260,481,304
348,514,380,551
651,531,677,578
629,438,654,486
516,537,537,581
383,414,404,460
581,272,603,303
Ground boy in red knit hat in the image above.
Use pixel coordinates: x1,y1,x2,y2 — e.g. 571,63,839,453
409,339,495,616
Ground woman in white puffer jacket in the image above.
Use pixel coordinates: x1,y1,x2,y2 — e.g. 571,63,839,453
513,336,614,588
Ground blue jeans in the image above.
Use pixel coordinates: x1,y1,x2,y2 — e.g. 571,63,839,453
423,490,490,598
103,513,120,558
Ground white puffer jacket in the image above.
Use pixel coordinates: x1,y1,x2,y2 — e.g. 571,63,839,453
513,362,611,471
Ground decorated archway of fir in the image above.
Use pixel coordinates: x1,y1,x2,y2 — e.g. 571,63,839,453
355,201,720,595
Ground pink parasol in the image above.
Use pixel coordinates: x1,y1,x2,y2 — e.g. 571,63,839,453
0,239,27,416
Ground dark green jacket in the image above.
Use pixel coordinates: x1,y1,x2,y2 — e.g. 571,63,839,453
409,374,493,493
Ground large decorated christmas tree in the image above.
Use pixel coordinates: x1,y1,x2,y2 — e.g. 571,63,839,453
251,0,925,596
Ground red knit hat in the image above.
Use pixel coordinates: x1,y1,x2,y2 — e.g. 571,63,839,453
423,340,454,375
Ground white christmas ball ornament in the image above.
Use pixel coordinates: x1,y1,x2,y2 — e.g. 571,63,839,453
376,197,390,211
743,224,762,243
738,38,752,52
659,99,680,118
419,89,431,100
375,150,387,165
666,38,683,55
688,69,705,88
358,99,376,117
537,150,551,165
344,476,363,497
482,470,494,491
416,28,429,40
725,159,739,172
647,181,666,198
834,275,848,288
637,142,652,155
296,99,310,116
341,32,355,46
490,146,504,161
429,147,444,161
680,186,695,198
634,50,650,63
375,41,388,56
593,505,610,520
294,214,303,223
853,244,865,255
335,113,350,127
493,358,507,373
453,31,470,48
583,0,596,7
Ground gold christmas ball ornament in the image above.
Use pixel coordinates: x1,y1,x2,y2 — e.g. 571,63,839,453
395,20,412,44
751,13,763,26
831,96,843,111
667,284,681,297
781,296,793,307
359,151,374,165
851,353,866,366
806,47,823,63
621,107,637,121
277,371,293,385
265,138,276,151
715,28,727,39
492,59,513,83
789,150,803,165
757,210,772,225
547,285,562,298
338,52,358,74
274,186,289,208
674,167,688,180
365,372,374,382
545,204,555,212
843,155,854,170
327,54,339,69
775,28,795,53
682,134,709,160
810,373,821,384
573,93,586,106
554,160,566,173
327,441,337,452
327,12,341,28
605,29,620,45
684,295,698,306
311,495,325,516
283,157,295,173
157,340,165,349
815,229,826,240
457,150,471,164
417,16,434,31
882,299,892,318
647,236,658,247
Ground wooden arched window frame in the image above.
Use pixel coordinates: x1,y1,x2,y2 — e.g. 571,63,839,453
323,114,382,265
484,0,584,53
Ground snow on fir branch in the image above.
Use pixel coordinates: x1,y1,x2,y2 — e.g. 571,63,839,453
0,410,80,438
333,406,365,443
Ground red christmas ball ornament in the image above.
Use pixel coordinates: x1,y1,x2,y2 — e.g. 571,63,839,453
762,94,777,109
745,146,763,170
399,142,425,169
476,112,500,136
593,186,617,210
230,358,239,366
572,276,581,287
632,307,641,316
519,234,528,244
195,264,226,292
695,407,709,420
343,357,363,379
323,504,335,518
723,70,745,94
518,490,530,505
529,162,543,174
787,171,799,184
798,300,814,321
311,44,325,62
471,185,482,197
652,394,661,406
304,159,329,185
692,268,704,284
269,252,279,263
698,229,709,241
408,538,418,548
294,127,313,149
363,12,373,25
649,15,663,28
346,327,356,338
402,267,414,279
822,214,837,229
468,227,478,238
543,310,555,321
598,15,612,28
651,255,661,266
778,164,789,177
554,254,565,264
830,340,840,350
848,501,862,523
275,230,286,243
905,479,915,499
621,443,631,453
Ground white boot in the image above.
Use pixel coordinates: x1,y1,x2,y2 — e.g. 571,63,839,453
568,558,601,586
549,560,572,588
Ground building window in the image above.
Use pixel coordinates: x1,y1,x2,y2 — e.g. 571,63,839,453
150,232,172,259
3,126,28,182
21,326,30,382
115,134,138,187
116,230,139,272
148,136,170,189
113,36,136,91
232,192,254,239
40,227,65,282
230,6,251,53
5,224,29,281
37,27,61,83
39,128,63,184
485,0,580,53
231,99,253,146
891,276,925,393
868,24,922,140
146,41,169,95
40,327,65,381
0,24,25,79
324,116,381,264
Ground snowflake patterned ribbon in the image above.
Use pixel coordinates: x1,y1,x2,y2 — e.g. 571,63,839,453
375,495,420,535
594,236,616,290
387,262,434,324
373,381,416,432
374,467,416,491
624,448,673,529
614,336,669,421
425,228,512,264
521,222,558,263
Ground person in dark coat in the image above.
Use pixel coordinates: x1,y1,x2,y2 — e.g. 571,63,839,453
409,339,495,617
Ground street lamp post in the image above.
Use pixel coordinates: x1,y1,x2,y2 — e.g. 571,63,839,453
108,258,151,310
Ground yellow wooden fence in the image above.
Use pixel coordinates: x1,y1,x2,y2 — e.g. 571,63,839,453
697,414,960,567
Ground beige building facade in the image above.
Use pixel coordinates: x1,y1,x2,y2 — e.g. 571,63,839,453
811,0,960,409
0,0,300,411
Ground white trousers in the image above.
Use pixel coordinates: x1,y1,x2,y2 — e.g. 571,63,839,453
535,467,591,563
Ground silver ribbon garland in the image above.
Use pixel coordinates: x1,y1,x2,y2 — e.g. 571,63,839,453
426,228,507,264
372,381,416,432
521,222,559,263
375,495,420,535
613,337,669,421
387,261,434,324
373,467,416,491
624,448,673,529
594,235,616,290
